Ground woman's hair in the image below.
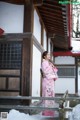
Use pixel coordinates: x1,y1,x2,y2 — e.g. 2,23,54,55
42,51,48,59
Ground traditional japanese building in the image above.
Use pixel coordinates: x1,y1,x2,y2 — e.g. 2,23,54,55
0,0,72,105
53,51,80,95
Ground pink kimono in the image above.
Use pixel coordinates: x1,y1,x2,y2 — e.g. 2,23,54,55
41,59,58,116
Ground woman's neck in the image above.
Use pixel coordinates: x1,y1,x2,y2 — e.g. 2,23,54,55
44,58,49,61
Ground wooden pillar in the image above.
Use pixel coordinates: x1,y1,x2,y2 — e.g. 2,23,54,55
22,38,33,102
21,1,34,105
47,33,48,52
23,1,34,33
75,57,78,93
41,22,44,46
40,21,44,96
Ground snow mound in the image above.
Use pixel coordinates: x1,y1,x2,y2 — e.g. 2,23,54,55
8,109,38,120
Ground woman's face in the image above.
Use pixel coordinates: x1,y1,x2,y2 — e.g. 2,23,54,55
45,53,50,60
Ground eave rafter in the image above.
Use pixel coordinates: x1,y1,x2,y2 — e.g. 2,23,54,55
39,9,66,18
0,0,69,50
37,0,69,49
41,16,66,25
40,13,66,21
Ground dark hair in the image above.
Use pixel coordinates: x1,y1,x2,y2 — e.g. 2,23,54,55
42,51,48,59
40,68,44,77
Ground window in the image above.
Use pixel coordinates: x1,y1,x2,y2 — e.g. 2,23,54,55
57,66,76,78
0,42,22,69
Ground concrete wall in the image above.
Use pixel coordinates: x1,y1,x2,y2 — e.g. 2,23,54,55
32,45,41,99
55,56,75,94
0,2,24,33
55,56,75,64
33,10,41,43
32,10,42,100
43,29,47,50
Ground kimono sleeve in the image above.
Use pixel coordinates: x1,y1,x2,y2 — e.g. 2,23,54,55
41,61,57,79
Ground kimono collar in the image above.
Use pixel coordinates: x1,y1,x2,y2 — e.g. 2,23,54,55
43,59,49,62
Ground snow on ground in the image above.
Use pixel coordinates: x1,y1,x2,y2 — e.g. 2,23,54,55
0,109,58,120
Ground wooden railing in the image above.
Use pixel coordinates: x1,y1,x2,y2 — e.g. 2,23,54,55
0,92,80,120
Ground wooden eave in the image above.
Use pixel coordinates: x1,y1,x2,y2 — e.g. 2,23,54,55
0,0,25,4
0,0,43,5
0,0,70,50
37,0,70,50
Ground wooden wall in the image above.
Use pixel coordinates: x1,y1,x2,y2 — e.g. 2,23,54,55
0,1,53,105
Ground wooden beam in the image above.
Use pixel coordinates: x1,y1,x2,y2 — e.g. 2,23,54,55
47,29,66,36
43,2,66,9
49,28,67,34
23,2,34,33
45,22,67,28
44,22,65,30
48,30,67,36
42,17,66,24
33,0,43,6
38,8,66,17
0,0,31,4
38,6,64,14
21,1,34,105
43,4,66,12
40,14,66,25
0,33,44,53
0,0,25,4
22,38,33,104
43,0,64,7
47,26,67,32
41,13,65,22
41,21,44,46
47,33,48,51
53,43,68,49
0,33,32,40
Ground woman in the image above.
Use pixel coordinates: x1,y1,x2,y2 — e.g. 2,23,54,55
41,51,58,116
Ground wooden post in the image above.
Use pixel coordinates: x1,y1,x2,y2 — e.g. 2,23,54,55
23,1,34,33
40,21,44,96
21,0,34,105
41,21,44,46
47,33,48,52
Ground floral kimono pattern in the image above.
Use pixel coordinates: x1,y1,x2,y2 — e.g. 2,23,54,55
41,59,58,116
